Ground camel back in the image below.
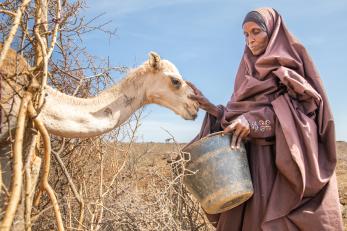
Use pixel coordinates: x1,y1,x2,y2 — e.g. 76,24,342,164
0,44,30,142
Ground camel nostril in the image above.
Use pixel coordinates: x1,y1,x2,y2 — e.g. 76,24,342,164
194,104,199,112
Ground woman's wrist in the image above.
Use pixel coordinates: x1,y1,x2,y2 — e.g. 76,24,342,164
205,104,222,118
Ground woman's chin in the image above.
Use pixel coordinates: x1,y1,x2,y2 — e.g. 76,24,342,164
251,50,262,56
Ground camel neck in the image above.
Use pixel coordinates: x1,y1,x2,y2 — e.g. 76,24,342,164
39,70,147,138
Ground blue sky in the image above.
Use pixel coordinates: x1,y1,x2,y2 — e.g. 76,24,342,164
82,0,347,142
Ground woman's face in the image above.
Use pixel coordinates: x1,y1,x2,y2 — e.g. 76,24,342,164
243,21,269,56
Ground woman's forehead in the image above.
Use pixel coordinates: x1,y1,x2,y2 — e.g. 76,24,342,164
243,21,263,32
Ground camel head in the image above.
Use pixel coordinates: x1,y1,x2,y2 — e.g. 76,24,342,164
144,52,199,120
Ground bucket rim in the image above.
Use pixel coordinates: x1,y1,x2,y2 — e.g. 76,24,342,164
182,131,229,152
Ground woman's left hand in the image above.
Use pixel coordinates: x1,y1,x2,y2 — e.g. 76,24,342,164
186,81,221,117
223,115,250,150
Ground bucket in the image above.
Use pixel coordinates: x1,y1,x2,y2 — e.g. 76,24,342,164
182,131,253,214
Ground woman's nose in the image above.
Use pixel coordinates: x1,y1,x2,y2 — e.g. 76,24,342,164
248,35,255,44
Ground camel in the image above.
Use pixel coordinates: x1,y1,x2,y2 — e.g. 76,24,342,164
0,45,199,142
0,45,199,229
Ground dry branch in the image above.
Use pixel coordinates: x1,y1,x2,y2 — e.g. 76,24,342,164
52,149,84,230
27,102,64,231
0,0,31,68
0,91,32,231
24,135,37,231
0,1,215,230
0,10,16,17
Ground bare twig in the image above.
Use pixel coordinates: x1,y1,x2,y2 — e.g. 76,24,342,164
0,91,32,231
24,135,37,231
27,102,65,231
0,0,32,68
52,149,84,230
0,9,16,17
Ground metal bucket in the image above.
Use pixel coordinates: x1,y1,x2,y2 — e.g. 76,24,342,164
182,131,253,214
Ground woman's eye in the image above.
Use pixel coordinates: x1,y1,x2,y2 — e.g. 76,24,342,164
171,77,182,89
253,29,261,35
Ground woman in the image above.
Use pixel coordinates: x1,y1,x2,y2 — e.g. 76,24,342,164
188,7,344,230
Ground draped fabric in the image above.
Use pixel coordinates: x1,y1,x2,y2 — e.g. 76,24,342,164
192,8,343,230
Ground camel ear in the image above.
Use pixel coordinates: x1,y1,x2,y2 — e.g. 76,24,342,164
148,51,161,70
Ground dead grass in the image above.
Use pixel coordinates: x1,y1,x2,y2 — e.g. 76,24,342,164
18,138,347,230
32,140,214,230
336,141,347,230
72,141,347,230
108,141,347,230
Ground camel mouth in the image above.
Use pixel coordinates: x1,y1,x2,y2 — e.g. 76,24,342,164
190,113,197,120
182,103,199,120
183,111,197,120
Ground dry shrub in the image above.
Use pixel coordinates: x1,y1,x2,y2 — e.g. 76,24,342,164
1,1,346,230
1,0,213,229
31,113,214,230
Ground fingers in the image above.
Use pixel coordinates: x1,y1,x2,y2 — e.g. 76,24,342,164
188,94,198,100
223,122,238,149
188,94,204,104
186,81,197,92
186,81,202,95
231,128,248,150
231,129,241,149
186,81,194,88
224,118,250,150
223,121,236,134
188,94,212,112
186,81,197,90
236,129,249,149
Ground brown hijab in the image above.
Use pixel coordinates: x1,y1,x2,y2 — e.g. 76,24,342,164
195,7,339,226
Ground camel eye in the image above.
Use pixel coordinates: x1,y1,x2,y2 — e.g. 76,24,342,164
170,77,182,89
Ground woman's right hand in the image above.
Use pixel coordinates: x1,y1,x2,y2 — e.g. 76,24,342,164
186,81,221,117
223,115,250,150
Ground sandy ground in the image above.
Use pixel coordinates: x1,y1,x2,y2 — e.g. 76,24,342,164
336,141,347,229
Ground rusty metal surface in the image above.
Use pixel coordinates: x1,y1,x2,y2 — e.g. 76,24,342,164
182,132,254,214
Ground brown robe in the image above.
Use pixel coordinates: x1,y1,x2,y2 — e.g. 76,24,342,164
193,8,344,230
